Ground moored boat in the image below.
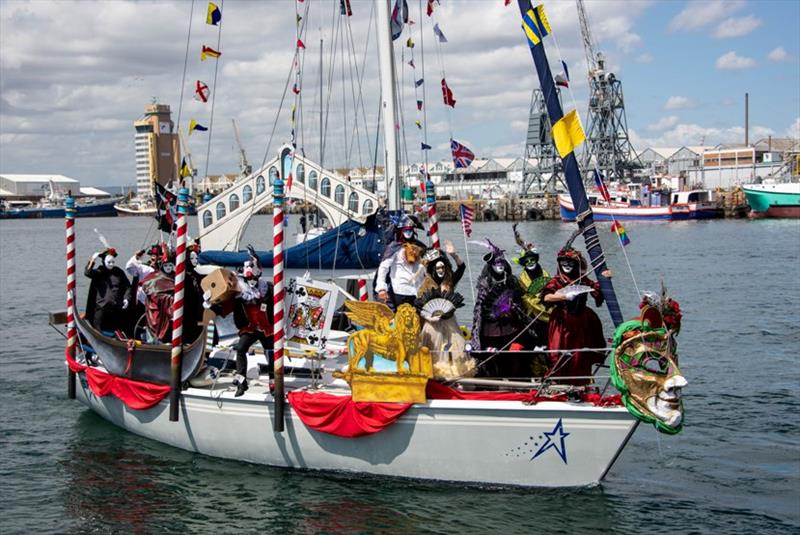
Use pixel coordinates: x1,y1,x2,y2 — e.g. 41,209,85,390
741,182,800,218
559,189,724,221
0,196,119,219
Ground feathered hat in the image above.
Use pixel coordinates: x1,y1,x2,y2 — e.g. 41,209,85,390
512,223,539,266
557,228,587,269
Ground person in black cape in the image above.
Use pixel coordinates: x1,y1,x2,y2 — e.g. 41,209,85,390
84,247,132,335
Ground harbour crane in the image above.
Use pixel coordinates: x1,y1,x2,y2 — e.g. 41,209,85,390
232,119,252,177
576,0,641,185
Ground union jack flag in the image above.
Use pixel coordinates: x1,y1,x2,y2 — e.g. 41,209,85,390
450,138,475,169
459,204,474,237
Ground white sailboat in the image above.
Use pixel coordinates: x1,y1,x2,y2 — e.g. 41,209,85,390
60,0,686,488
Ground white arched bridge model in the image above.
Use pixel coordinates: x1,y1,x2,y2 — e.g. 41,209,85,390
197,145,381,251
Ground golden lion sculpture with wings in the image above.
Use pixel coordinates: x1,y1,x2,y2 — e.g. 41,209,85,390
344,302,432,376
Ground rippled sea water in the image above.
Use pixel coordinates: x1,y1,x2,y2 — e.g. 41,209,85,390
1,216,798,533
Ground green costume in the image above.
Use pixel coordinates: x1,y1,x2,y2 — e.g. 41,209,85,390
519,268,551,322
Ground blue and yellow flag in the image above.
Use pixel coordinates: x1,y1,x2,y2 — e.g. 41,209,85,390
522,4,551,48
551,109,585,158
180,158,192,178
207,2,221,26
189,119,208,135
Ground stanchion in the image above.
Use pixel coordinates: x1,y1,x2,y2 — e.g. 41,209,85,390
272,177,286,432
426,179,441,250
357,278,368,301
65,196,77,399
169,187,189,422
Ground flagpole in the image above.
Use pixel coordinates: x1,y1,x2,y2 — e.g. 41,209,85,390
169,186,189,422
272,176,286,433
65,195,77,399
459,206,477,305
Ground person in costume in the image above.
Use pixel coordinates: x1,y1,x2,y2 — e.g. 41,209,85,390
84,247,132,334
126,244,161,305
231,247,274,397
375,215,426,309
470,239,536,378
415,242,475,379
540,230,612,384
182,241,205,342
513,224,553,376
139,245,176,343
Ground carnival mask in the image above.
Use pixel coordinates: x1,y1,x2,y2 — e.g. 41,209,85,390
559,259,577,275
402,229,414,240
611,328,687,434
247,278,258,288
434,261,446,279
103,255,116,269
162,262,175,274
403,243,421,264
189,251,199,267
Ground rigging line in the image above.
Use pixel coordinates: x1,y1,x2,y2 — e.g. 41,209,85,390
320,0,340,167
418,0,429,175
547,26,641,298
340,8,349,169
345,5,374,172
431,12,453,142
175,0,195,141
203,0,224,179
343,16,365,171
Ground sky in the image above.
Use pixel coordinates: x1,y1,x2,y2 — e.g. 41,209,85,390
0,0,798,187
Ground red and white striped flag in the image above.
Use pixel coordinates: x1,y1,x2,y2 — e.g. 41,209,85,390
459,204,474,238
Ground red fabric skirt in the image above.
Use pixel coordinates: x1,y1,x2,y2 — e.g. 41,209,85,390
68,356,171,410
546,306,606,383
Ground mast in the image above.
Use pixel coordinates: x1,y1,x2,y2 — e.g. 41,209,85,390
515,0,623,326
375,0,401,210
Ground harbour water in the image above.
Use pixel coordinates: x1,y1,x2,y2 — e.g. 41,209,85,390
1,217,798,533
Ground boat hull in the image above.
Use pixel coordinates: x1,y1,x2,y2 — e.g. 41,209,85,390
114,203,157,216
742,184,800,218
74,375,637,488
559,195,723,221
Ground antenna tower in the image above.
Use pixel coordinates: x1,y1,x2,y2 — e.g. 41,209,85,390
521,88,563,194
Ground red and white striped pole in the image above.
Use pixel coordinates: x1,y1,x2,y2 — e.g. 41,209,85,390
357,278,368,301
426,179,441,250
273,176,286,432
169,186,189,422
65,195,77,399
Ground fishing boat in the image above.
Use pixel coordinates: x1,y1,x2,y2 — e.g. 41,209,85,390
559,188,724,221
114,196,157,217
741,182,800,218
0,196,119,219
55,0,687,489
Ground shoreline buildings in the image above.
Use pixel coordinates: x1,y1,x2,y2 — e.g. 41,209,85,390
134,103,180,198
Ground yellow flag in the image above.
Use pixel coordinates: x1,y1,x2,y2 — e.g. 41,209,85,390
551,110,586,158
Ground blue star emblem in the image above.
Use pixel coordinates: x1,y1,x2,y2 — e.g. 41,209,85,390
531,418,570,464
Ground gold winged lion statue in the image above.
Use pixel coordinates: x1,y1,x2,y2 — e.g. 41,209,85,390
343,301,432,377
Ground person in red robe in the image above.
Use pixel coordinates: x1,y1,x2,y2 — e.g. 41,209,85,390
540,233,612,384
140,246,175,343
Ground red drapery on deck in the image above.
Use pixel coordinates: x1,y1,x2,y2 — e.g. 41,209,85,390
67,356,171,410
287,391,412,438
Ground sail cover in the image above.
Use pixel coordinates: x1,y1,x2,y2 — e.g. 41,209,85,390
198,215,386,270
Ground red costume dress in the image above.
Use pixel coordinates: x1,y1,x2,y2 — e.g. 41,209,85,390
540,273,606,384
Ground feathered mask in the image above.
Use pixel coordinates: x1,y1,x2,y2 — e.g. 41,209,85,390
512,223,539,266
469,238,505,264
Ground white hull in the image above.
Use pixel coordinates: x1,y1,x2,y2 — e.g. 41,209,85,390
74,372,637,487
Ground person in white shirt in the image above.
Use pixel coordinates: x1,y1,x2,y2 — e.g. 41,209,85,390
376,240,425,309
125,246,158,304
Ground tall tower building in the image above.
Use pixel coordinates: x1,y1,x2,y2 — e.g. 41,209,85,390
134,102,180,197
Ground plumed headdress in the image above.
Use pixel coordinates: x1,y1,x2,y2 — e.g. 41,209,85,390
556,228,587,270
512,223,539,266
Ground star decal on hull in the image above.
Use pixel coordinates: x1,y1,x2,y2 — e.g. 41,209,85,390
531,418,569,464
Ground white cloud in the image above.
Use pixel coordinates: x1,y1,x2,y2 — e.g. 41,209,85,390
647,116,679,131
787,118,800,139
664,96,694,110
640,122,774,148
713,16,762,38
767,47,789,62
669,0,745,31
635,53,654,64
716,51,757,70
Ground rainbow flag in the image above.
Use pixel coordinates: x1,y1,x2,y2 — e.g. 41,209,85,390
610,221,630,246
